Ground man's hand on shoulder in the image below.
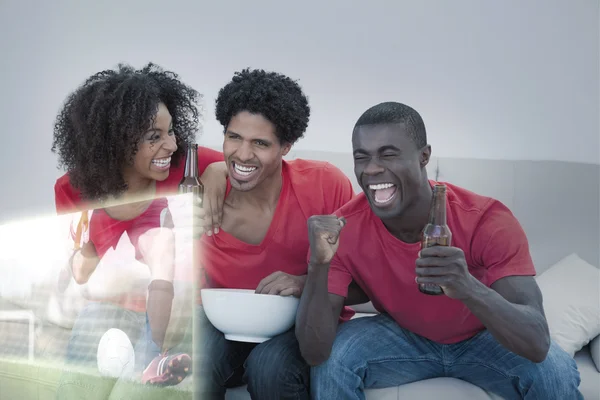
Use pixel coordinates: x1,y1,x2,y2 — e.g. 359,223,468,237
255,272,307,297
199,161,228,236
415,246,481,300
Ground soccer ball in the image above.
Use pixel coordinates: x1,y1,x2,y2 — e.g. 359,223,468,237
97,328,135,379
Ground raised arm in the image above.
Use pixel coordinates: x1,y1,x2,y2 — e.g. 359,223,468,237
296,215,347,366
464,275,549,362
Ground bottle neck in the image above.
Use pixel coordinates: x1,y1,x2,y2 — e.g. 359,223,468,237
428,186,447,225
183,144,198,177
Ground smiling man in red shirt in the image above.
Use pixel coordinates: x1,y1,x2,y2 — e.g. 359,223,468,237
190,68,355,400
296,102,583,400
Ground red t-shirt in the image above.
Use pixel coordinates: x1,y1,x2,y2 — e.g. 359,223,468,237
86,198,173,312
200,159,356,320
54,146,224,312
54,146,224,214
327,181,536,344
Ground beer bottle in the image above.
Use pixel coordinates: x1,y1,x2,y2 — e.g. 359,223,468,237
418,184,452,295
179,143,204,200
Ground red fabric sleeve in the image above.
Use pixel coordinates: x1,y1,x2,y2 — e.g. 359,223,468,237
471,201,536,286
54,174,87,215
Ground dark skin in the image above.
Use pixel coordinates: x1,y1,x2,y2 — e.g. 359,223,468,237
208,111,307,296
296,122,550,366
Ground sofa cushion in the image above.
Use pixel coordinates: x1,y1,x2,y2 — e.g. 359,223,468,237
224,378,502,400
574,346,600,400
590,335,600,373
351,302,378,314
535,253,600,357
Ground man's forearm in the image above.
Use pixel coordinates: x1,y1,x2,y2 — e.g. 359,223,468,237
462,279,550,363
295,263,339,366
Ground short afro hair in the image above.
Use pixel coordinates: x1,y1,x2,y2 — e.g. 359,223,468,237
354,102,427,149
51,62,201,201
215,68,310,145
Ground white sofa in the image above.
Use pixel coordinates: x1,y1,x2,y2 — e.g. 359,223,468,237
0,155,598,399
224,153,600,400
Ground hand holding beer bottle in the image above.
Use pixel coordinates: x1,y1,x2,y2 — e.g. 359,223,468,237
417,184,452,295
415,184,478,300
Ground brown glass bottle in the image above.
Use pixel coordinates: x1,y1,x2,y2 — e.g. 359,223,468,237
418,184,452,295
178,143,204,199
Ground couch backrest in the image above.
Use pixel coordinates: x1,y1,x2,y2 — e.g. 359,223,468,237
286,150,600,274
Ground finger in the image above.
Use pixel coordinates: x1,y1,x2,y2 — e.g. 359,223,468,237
309,215,341,227
213,194,223,234
194,197,207,236
338,216,346,228
325,231,341,245
279,287,301,297
267,283,286,295
192,225,206,239
193,208,208,232
197,200,215,237
203,193,218,234
415,256,449,268
415,275,452,285
415,266,454,277
200,195,213,232
419,246,458,258
194,201,209,231
255,272,282,294
257,279,280,295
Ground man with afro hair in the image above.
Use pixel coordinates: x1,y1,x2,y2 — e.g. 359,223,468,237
187,68,357,399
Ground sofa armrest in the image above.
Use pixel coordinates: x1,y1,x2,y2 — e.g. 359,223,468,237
350,301,378,314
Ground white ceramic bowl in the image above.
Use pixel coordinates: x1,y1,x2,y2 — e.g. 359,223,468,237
201,288,300,343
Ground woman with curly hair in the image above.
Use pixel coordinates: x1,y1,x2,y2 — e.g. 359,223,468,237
51,62,226,386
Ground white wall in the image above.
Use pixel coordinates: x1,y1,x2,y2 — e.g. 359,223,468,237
0,0,598,222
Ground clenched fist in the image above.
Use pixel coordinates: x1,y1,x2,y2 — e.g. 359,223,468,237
308,215,346,265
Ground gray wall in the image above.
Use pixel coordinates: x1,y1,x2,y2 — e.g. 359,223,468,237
0,0,598,223
287,149,600,272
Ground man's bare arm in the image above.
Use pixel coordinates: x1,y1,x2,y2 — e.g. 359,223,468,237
463,275,550,363
295,263,345,366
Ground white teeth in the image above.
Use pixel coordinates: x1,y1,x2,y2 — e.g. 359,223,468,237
234,163,257,176
369,183,395,190
152,157,171,167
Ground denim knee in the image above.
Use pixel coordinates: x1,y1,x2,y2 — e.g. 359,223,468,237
527,342,583,399
244,332,309,400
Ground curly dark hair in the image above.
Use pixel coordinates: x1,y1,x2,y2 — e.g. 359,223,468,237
355,102,427,149
215,68,310,145
51,62,201,201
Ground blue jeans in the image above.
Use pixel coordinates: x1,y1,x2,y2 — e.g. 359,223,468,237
311,314,583,400
194,306,309,400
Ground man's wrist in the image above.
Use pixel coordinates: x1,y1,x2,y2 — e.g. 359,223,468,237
308,260,330,272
